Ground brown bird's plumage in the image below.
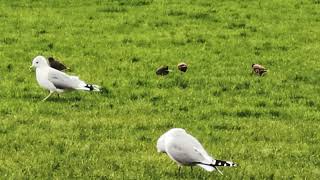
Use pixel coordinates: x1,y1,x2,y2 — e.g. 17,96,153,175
156,66,170,76
177,62,188,72
252,64,267,76
48,57,69,71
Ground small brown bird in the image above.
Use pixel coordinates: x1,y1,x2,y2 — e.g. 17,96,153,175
252,64,267,76
156,66,171,76
177,62,188,72
48,57,69,71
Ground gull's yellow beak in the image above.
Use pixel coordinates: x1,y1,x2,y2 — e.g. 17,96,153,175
29,65,33,71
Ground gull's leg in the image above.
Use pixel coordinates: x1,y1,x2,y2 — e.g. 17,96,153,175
56,89,64,98
191,166,193,173
42,91,53,102
214,167,223,175
175,166,181,176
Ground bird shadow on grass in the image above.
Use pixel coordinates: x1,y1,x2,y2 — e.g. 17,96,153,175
44,96,83,103
23,94,83,103
164,168,211,179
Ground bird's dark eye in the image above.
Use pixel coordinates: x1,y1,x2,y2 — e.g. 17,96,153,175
36,62,39,64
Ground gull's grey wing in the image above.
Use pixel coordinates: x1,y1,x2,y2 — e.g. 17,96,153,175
47,68,84,90
166,134,209,165
186,133,214,160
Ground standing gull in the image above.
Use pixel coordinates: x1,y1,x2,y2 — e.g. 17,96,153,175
157,128,237,174
30,55,100,101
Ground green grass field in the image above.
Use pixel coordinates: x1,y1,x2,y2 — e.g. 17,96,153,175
1,0,320,179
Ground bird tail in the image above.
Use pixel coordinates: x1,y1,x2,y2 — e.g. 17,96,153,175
82,84,100,92
196,159,237,174
212,159,237,167
69,76,100,92
213,160,237,175
75,83,100,91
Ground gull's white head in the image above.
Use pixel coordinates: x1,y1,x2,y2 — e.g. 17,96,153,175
156,128,187,153
156,134,167,153
166,128,187,135
31,56,49,69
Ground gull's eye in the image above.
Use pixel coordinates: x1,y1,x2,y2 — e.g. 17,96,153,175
36,62,39,64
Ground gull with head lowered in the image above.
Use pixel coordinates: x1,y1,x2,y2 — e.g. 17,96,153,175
30,55,100,101
157,128,237,175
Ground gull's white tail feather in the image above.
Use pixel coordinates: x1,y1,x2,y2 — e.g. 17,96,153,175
76,83,100,91
197,164,215,172
70,76,100,92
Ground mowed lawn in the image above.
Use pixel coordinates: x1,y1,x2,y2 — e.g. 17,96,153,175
0,0,320,179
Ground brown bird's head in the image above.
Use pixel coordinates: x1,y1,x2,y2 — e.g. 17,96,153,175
251,63,267,76
156,66,170,76
252,64,266,70
177,63,188,72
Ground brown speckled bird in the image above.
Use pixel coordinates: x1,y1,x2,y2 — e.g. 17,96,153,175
48,57,69,71
252,64,267,76
177,62,188,72
156,66,171,76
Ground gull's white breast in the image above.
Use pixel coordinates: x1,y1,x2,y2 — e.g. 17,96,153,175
36,67,57,92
